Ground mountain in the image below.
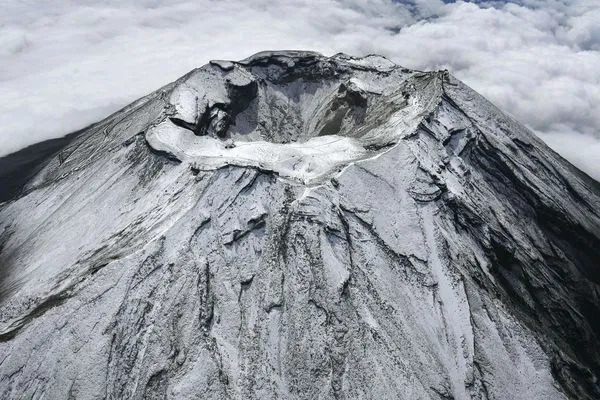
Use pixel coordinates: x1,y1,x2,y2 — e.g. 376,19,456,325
1,51,599,400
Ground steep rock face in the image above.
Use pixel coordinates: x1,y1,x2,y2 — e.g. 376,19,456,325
0,51,599,400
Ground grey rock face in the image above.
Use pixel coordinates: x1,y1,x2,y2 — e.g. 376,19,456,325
0,51,599,400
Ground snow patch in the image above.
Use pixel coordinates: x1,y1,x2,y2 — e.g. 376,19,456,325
146,121,367,183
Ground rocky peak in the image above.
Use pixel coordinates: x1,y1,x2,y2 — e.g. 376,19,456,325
0,51,599,400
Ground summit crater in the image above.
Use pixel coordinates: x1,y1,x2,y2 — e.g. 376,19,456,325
146,51,444,183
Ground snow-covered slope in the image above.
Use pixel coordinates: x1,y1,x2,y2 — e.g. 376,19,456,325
1,51,599,400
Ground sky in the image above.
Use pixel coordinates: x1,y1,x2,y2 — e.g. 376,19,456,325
1,0,599,180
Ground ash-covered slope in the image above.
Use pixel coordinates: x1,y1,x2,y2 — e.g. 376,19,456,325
1,51,599,400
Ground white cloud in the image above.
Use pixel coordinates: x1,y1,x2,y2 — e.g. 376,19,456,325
538,130,600,182
0,0,598,180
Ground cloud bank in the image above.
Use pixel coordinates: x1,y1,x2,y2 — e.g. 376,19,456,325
1,0,599,180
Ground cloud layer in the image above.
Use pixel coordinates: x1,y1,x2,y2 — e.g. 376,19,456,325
1,0,599,180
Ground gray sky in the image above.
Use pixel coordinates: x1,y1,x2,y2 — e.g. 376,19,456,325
1,0,599,180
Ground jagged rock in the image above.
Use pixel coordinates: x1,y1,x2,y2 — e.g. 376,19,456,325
0,51,599,400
